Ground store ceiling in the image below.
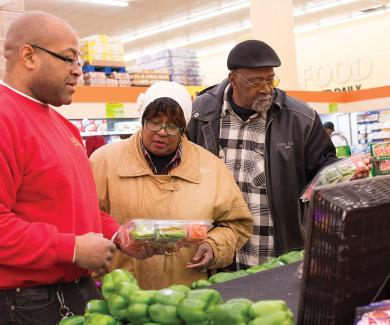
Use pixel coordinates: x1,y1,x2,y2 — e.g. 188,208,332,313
24,0,390,63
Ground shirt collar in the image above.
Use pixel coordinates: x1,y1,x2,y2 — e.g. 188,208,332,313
140,139,183,175
0,80,48,106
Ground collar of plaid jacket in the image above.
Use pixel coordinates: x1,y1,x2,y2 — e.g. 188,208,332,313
141,139,183,175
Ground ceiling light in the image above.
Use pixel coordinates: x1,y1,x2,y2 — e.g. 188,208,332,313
77,0,129,7
197,43,237,57
295,5,390,33
293,0,357,17
124,20,251,62
120,0,249,44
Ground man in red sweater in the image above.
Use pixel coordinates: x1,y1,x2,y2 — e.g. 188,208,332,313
0,11,146,324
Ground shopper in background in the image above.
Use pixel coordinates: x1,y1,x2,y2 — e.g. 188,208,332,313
0,11,145,325
323,121,349,147
187,39,371,269
90,81,252,289
85,135,106,157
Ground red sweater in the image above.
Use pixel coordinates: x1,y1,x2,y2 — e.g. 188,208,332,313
0,85,119,288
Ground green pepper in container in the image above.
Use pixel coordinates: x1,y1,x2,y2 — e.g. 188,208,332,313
248,310,294,325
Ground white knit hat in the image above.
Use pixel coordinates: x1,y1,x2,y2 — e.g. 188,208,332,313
136,81,192,126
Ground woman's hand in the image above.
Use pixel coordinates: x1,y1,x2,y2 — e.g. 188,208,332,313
186,242,214,270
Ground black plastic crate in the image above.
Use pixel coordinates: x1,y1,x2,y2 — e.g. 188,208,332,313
298,175,390,325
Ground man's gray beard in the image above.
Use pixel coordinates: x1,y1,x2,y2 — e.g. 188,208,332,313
251,95,272,114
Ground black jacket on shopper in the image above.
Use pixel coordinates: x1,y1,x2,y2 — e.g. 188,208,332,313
187,79,338,255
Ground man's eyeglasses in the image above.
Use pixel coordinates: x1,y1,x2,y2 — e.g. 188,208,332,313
235,71,280,89
30,44,83,70
145,120,183,136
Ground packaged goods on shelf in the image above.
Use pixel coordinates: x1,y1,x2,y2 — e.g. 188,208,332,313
133,48,203,86
80,34,124,65
357,109,390,143
128,69,170,86
370,142,390,175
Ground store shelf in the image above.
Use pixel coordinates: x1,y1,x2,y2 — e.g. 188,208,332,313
81,130,137,136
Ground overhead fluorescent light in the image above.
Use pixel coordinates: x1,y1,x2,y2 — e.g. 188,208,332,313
295,5,390,33
77,0,129,7
120,0,249,44
124,20,251,62
197,43,237,57
293,0,357,17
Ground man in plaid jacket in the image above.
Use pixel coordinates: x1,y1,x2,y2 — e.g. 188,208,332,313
187,40,339,269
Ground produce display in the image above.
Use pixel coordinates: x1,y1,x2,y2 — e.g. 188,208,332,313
60,268,295,325
191,250,304,288
300,154,367,202
370,142,390,175
127,220,209,247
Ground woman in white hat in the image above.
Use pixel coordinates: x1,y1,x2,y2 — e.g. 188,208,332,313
89,81,252,290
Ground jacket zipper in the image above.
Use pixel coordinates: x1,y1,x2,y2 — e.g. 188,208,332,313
265,117,277,255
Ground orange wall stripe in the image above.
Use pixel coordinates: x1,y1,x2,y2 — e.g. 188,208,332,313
73,85,390,104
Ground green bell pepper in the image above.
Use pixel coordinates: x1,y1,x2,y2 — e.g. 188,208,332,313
169,284,191,294
177,289,223,324
149,287,187,325
246,265,269,274
59,316,84,325
261,258,285,269
102,269,137,300
248,310,294,325
191,279,212,289
154,288,186,306
126,290,156,324
107,281,140,321
208,272,240,284
278,250,304,264
84,313,122,325
210,298,252,325
84,299,110,318
248,300,288,318
149,303,183,325
186,288,223,306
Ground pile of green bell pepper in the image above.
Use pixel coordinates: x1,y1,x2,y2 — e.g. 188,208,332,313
177,288,223,325
148,287,187,324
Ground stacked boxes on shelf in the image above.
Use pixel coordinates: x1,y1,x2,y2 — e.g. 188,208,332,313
134,48,203,86
128,69,170,86
357,109,390,143
80,34,124,65
80,34,131,87
0,0,25,79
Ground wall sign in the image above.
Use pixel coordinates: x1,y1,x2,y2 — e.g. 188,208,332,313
106,102,125,118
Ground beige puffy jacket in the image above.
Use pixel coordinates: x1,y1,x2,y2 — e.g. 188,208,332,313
90,131,252,289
